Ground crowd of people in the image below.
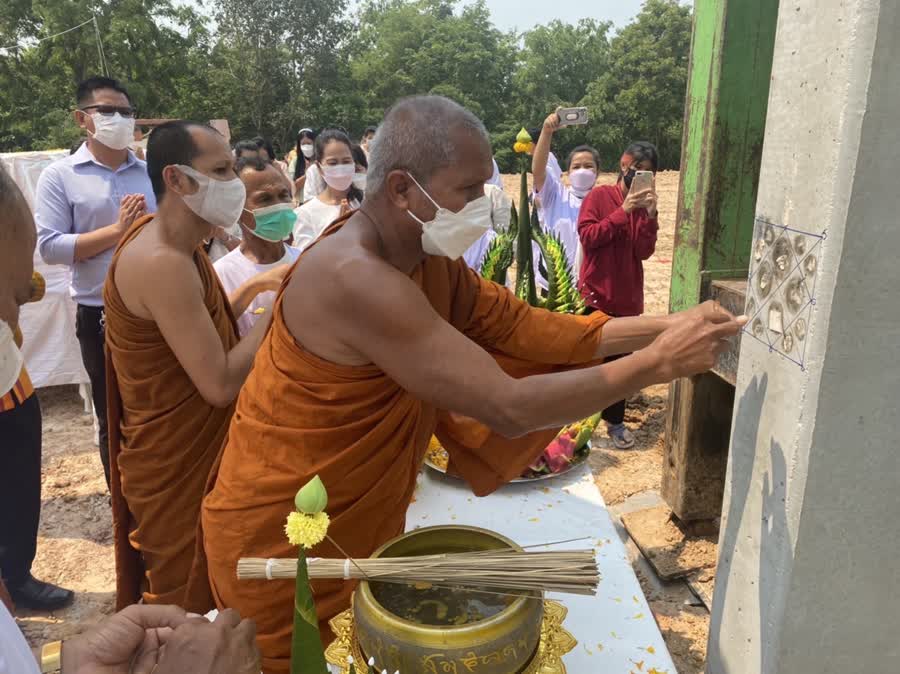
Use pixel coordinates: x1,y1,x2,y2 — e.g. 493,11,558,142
0,75,743,673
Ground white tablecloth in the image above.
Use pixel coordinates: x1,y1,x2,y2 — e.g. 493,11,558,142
2,151,88,389
406,464,676,673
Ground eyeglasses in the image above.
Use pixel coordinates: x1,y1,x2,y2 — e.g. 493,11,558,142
79,105,136,118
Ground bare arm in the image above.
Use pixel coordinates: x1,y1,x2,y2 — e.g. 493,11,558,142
596,315,671,357
74,194,146,261
139,253,270,407
531,111,560,195
333,258,742,438
227,264,290,317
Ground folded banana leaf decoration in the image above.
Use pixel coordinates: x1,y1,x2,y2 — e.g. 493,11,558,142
480,170,584,315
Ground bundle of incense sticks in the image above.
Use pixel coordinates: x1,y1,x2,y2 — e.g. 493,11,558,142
238,548,599,596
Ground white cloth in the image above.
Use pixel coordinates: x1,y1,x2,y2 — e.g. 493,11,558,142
1,151,88,389
0,603,40,674
206,222,243,264
463,185,512,272
408,464,676,673
485,183,511,230
487,158,502,189
293,198,359,252
214,245,300,336
302,164,326,203
533,169,586,288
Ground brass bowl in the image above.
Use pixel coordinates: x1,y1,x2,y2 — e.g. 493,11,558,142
353,526,544,674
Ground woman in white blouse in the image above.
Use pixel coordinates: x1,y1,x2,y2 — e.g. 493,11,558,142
293,129,363,251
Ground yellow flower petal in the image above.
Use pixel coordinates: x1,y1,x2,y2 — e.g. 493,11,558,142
285,511,330,548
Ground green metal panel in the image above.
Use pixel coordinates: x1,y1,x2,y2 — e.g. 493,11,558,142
669,0,780,313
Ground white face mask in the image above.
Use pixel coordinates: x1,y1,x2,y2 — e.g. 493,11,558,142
0,321,24,397
321,164,355,192
352,173,367,191
300,144,315,159
406,173,492,259
569,168,598,197
89,112,135,151
175,164,247,229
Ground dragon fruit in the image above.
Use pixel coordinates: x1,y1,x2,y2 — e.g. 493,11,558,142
543,432,578,472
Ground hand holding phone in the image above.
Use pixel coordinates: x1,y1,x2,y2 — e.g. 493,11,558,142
556,107,588,127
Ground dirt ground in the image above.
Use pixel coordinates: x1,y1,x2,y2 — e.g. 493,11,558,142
18,171,710,672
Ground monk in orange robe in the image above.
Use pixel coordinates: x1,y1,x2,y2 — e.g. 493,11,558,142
202,96,743,673
104,121,287,611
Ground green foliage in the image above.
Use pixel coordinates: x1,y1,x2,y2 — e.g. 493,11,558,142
514,170,538,306
0,0,692,168
581,0,692,169
532,221,586,314
479,231,514,285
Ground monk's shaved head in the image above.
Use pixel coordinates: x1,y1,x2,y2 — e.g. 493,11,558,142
367,96,490,195
0,162,37,328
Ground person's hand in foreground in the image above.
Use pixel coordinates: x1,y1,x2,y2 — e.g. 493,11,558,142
60,605,260,674
154,609,260,674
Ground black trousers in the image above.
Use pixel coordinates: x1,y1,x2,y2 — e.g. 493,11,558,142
584,306,628,425
0,395,42,586
76,304,110,488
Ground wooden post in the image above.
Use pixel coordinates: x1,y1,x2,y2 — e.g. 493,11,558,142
662,0,779,522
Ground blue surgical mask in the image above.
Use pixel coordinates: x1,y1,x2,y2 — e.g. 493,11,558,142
244,202,297,242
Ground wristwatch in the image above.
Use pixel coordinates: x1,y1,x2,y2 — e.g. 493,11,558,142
40,640,62,673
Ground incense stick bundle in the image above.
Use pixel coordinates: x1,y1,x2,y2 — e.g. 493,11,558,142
238,549,599,596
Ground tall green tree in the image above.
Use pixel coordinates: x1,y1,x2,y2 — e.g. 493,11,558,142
581,0,692,168
0,0,209,151
349,0,517,130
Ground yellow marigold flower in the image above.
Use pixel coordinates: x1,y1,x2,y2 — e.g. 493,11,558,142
29,272,46,303
285,510,330,548
513,141,534,154
428,435,442,452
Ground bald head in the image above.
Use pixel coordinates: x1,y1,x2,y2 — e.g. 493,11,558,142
0,162,37,328
147,120,228,201
367,96,491,196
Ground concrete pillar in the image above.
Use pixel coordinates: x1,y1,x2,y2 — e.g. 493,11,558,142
708,1,900,672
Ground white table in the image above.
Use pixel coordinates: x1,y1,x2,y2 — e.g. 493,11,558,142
405,464,676,673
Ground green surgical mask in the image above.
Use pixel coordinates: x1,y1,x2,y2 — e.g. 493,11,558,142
244,202,297,242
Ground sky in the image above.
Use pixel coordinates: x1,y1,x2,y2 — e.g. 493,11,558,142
479,0,648,32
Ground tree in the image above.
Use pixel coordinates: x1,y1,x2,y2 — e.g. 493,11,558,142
581,0,692,169
0,0,209,151
349,0,517,130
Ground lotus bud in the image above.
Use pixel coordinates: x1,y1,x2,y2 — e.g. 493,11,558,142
294,475,328,514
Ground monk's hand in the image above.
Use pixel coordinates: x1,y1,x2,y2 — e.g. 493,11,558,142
254,263,291,293
154,609,261,674
649,302,747,380
60,604,190,674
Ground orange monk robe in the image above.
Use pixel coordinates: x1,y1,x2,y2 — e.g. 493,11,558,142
202,226,609,674
104,215,239,612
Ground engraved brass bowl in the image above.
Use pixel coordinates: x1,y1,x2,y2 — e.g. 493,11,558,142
353,526,544,674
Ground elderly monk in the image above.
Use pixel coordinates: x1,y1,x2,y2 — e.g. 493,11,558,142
104,121,288,612
202,96,743,672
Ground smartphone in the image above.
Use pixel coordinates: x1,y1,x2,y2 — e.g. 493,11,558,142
632,170,653,193
556,107,588,127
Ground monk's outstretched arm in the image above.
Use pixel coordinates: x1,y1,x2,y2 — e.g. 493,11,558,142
141,253,272,408
335,258,743,438
455,268,674,364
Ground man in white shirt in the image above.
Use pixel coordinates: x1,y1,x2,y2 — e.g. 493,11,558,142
214,158,300,336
